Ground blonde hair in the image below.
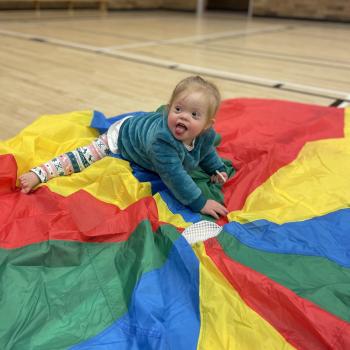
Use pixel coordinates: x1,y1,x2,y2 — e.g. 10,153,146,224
168,76,221,122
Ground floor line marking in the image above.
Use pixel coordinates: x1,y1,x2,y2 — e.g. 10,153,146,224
104,25,291,50
1,28,349,101
200,43,350,70
0,28,98,51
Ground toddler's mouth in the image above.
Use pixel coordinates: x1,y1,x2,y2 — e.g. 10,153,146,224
175,123,187,135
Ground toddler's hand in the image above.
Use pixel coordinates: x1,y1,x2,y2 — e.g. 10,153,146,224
211,171,228,184
200,199,228,219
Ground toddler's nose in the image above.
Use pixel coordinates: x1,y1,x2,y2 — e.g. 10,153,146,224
179,112,190,121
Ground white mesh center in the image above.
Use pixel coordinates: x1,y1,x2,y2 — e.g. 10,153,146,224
182,220,222,245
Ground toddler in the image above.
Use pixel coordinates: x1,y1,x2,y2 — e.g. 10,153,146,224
20,76,229,219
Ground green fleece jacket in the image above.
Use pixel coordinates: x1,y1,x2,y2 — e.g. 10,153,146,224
117,105,225,211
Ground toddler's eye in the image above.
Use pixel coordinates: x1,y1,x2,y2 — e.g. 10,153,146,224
192,112,200,119
175,106,181,112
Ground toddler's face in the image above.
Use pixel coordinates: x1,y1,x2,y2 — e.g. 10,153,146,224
168,91,211,146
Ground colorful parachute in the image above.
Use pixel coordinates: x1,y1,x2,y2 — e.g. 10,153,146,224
0,99,349,349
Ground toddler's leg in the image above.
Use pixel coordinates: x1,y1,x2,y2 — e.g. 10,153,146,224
19,172,41,193
19,134,110,193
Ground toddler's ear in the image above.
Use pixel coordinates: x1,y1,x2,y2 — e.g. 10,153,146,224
205,118,215,129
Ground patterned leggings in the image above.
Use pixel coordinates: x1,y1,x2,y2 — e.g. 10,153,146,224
31,134,111,183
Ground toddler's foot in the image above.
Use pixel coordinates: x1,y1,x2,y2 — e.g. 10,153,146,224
19,172,40,193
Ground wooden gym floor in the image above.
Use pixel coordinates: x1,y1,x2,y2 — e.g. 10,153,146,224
0,9,349,140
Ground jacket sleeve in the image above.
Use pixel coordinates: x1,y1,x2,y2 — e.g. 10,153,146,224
198,130,225,175
149,139,206,212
